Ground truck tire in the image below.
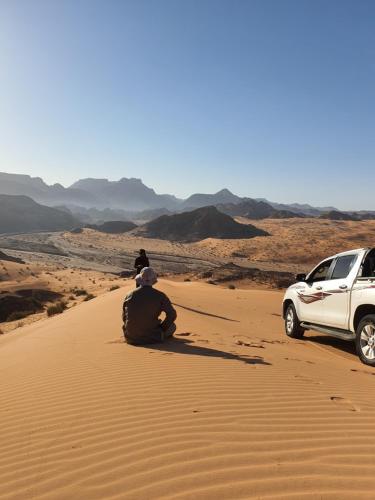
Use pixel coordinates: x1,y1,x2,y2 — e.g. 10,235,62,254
285,303,305,339
356,314,375,367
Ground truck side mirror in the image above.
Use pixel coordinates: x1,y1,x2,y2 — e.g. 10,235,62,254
295,273,307,282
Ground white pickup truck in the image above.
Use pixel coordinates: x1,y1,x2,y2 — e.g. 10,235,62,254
283,248,375,366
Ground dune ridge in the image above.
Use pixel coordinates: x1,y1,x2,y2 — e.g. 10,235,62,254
1,281,375,499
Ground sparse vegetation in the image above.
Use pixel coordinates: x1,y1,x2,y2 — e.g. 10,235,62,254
7,311,30,321
228,284,236,289
74,289,88,296
109,285,120,291
84,294,95,301
47,301,67,317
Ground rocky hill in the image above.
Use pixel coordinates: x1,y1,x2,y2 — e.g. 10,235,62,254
216,199,303,219
0,195,80,234
136,206,269,242
0,250,24,263
85,221,137,234
319,210,360,221
181,189,242,210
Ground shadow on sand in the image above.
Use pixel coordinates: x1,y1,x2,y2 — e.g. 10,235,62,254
306,334,356,357
144,337,271,366
172,303,240,323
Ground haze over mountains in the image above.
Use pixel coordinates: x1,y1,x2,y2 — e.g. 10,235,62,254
0,195,79,233
1,172,374,228
0,171,338,215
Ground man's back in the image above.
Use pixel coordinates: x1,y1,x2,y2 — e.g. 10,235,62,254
123,286,176,344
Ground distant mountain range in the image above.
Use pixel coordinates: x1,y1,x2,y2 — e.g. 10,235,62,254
215,199,305,220
0,173,100,208
181,189,242,210
70,177,179,211
0,194,79,234
0,172,374,223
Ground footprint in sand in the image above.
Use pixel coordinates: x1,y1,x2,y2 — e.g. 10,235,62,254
294,374,322,385
235,340,264,349
350,369,375,376
284,357,315,364
262,339,289,345
330,396,360,412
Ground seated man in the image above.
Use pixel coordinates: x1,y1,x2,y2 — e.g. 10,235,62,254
123,267,177,345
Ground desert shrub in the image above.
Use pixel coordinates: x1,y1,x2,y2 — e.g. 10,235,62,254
274,277,294,289
184,278,191,282
206,279,217,285
68,295,75,300
0,327,4,334
75,289,88,296
109,285,120,291
228,284,236,289
7,311,32,321
47,301,67,317
200,271,213,279
84,294,95,301
231,251,247,258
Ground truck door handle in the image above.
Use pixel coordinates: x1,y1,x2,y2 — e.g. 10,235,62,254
339,284,348,290
315,286,323,290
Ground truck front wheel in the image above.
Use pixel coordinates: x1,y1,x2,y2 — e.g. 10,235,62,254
285,304,305,339
356,315,375,367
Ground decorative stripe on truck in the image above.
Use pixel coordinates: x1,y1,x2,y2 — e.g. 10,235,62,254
297,284,375,304
297,289,346,304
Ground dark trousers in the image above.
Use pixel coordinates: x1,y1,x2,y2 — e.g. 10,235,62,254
124,323,176,345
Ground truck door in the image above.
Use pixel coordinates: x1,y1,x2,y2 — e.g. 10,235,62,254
320,254,358,329
297,258,334,324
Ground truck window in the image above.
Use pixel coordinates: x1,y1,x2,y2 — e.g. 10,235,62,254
361,250,375,277
307,259,333,283
330,255,357,280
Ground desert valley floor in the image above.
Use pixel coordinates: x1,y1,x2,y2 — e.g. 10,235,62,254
1,280,375,499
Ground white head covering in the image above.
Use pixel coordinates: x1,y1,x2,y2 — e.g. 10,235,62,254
135,267,158,287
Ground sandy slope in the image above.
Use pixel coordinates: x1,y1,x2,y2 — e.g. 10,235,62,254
198,218,375,269
1,281,375,499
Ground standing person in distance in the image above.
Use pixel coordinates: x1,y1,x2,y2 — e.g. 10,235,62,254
134,249,149,275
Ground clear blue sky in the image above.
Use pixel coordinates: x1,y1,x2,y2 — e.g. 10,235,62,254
0,0,374,209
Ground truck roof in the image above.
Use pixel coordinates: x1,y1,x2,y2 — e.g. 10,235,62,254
328,247,371,260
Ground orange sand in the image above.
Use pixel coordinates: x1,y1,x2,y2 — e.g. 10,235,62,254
1,280,375,499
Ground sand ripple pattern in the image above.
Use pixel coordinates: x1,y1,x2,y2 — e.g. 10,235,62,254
1,282,375,499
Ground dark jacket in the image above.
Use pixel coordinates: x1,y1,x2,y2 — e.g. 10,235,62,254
122,286,177,344
134,255,149,274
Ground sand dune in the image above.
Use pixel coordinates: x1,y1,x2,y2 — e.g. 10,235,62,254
1,281,375,499
199,217,375,269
